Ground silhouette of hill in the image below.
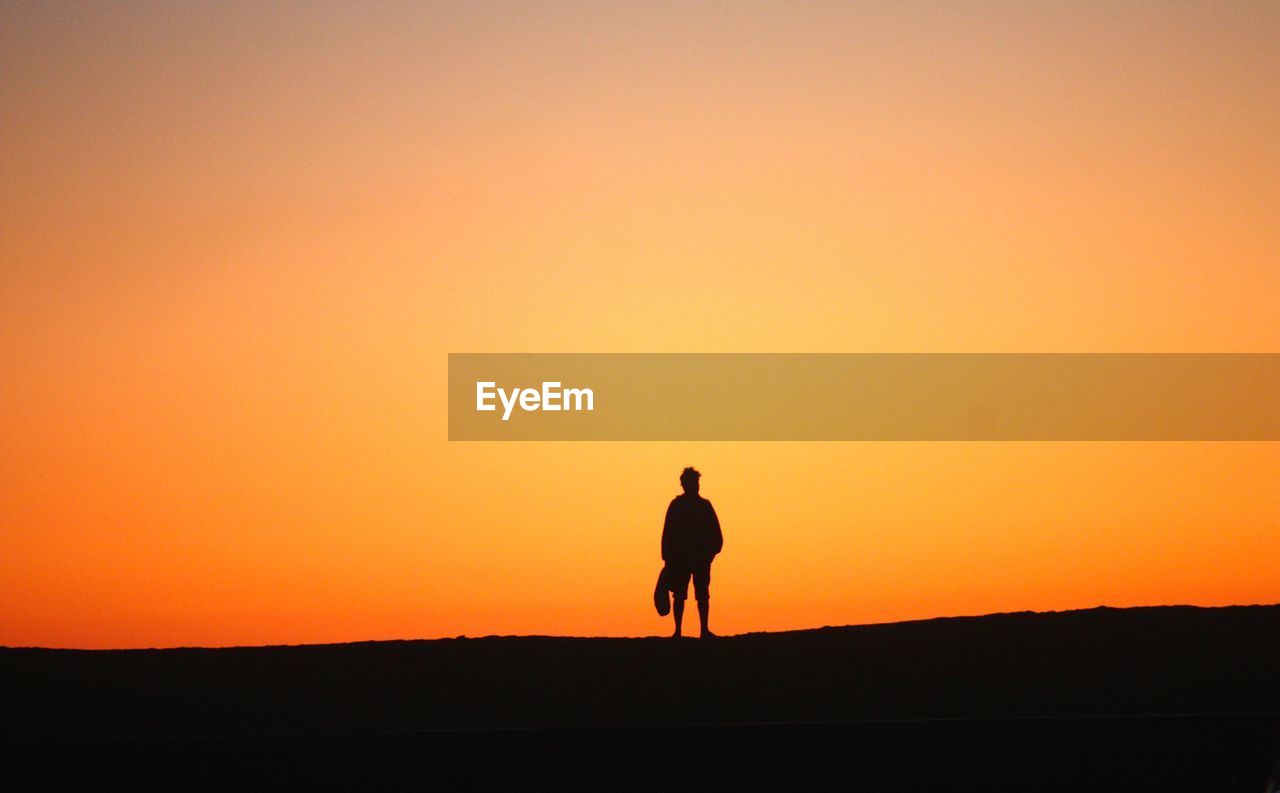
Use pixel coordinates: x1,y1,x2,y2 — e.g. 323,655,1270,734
4,604,1279,789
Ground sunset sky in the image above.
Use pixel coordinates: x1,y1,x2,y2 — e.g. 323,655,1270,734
2,1,1277,648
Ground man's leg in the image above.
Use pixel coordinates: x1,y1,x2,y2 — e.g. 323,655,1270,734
694,563,714,638
671,568,690,638
696,598,713,638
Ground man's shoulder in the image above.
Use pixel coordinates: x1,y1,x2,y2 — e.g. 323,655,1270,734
671,494,714,513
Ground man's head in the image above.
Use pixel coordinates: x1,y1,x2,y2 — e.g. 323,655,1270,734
679,466,701,495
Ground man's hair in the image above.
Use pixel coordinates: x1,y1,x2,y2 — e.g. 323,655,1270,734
679,466,701,484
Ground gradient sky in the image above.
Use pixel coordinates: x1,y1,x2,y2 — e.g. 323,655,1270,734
2,1,1277,648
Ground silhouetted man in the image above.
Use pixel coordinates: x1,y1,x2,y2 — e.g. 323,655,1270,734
662,467,723,638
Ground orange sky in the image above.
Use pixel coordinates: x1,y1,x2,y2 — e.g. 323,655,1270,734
2,2,1277,648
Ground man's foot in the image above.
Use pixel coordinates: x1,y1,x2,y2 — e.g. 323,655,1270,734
671,630,682,638
699,630,717,639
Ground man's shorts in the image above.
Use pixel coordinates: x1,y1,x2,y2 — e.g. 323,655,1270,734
668,560,711,602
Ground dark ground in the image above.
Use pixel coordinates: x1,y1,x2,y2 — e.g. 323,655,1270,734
4,605,1279,790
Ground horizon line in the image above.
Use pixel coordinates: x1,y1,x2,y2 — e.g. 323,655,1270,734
5,601,1277,654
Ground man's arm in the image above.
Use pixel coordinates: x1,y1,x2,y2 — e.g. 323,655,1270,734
661,500,674,561
707,500,723,556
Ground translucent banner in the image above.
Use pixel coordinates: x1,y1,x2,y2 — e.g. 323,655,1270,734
448,354,1280,440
